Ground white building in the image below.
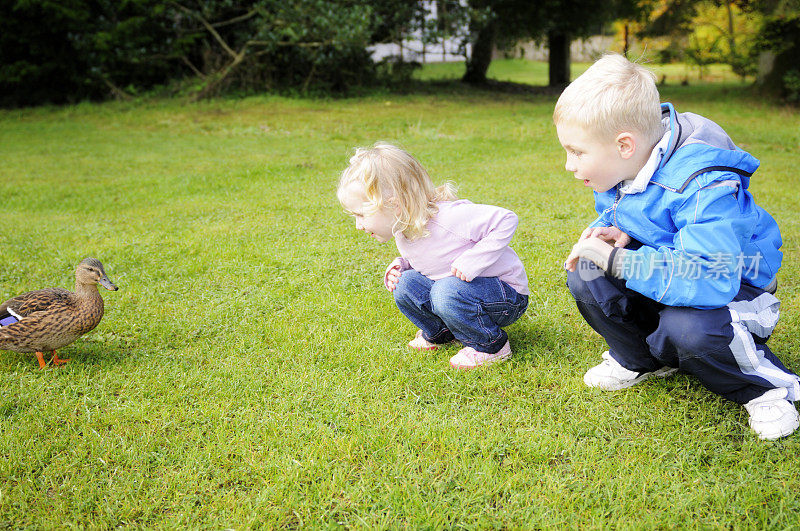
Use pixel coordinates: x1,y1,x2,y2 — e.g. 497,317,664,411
367,1,470,63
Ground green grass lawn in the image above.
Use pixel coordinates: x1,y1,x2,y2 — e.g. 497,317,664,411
415,58,751,86
0,59,799,527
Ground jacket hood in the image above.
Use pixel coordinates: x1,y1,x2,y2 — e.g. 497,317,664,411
658,103,759,190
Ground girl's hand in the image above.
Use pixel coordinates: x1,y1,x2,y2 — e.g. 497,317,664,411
451,266,469,281
385,266,402,292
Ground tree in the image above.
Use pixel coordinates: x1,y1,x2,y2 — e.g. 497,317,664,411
640,0,800,94
540,0,652,86
172,1,381,98
369,0,427,60
752,0,800,98
461,4,496,84
641,0,764,79
688,2,762,78
458,0,646,87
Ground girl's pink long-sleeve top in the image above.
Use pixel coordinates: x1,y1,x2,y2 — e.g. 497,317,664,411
385,200,529,295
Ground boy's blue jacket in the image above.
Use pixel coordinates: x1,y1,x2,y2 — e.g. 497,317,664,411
591,103,782,309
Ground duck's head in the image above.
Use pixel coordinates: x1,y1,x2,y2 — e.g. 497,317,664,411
76,258,118,291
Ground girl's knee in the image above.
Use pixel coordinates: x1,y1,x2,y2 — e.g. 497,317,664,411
393,270,429,305
429,277,466,316
393,272,413,296
392,283,411,305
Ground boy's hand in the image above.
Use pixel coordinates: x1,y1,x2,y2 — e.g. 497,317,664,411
579,226,631,248
564,237,614,272
385,266,402,292
451,267,469,282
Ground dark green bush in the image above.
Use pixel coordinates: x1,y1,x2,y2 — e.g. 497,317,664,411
0,0,182,107
0,0,417,106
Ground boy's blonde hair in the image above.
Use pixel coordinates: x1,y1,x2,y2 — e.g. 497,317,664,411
337,143,457,241
553,53,663,146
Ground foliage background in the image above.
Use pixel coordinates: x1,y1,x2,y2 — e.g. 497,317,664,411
3,0,799,106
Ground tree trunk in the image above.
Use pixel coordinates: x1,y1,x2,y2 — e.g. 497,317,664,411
462,20,496,85
757,49,795,96
725,1,736,60
623,23,629,57
548,31,570,87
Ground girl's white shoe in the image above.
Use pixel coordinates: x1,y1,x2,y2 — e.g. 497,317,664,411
408,330,459,351
408,330,440,350
449,341,511,370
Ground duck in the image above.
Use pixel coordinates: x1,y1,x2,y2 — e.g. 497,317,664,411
0,258,118,369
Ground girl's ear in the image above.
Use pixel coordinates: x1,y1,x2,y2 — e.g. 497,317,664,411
615,132,636,160
383,194,400,213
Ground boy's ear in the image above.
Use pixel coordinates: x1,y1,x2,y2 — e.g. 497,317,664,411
615,132,636,160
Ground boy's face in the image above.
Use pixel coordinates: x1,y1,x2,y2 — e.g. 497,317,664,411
340,183,397,243
556,122,632,193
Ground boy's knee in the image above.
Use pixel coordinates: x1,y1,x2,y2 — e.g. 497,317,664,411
567,268,597,304
656,307,720,357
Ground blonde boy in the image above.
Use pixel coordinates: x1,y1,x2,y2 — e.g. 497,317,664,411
556,53,799,440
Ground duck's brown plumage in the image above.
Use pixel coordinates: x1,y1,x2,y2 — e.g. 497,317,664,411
0,258,118,367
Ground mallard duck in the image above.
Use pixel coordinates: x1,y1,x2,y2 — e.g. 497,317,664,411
0,258,118,369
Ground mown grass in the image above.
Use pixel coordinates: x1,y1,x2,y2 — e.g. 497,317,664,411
415,58,750,86
0,59,798,528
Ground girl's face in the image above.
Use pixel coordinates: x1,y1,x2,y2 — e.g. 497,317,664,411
340,183,397,243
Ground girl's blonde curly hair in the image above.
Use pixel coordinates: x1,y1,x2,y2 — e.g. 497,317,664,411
337,143,457,241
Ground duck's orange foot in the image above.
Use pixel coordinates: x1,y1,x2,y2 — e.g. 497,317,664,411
34,351,69,369
51,351,69,366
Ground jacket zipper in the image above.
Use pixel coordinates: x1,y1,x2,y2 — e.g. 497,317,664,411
611,186,623,229
610,186,651,247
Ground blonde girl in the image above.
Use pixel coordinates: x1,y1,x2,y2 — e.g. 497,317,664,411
337,143,529,369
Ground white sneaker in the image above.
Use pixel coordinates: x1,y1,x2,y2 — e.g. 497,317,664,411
449,341,511,370
408,330,457,350
744,388,799,440
408,330,438,350
584,351,678,390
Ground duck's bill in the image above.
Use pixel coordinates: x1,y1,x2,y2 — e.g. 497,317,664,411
100,277,119,291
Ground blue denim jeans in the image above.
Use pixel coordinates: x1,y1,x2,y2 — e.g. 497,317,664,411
393,269,528,354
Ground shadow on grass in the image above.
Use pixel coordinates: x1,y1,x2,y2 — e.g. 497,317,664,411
507,319,581,367
222,77,568,102
364,79,568,102
67,337,138,368
302,75,764,103
0,336,136,371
